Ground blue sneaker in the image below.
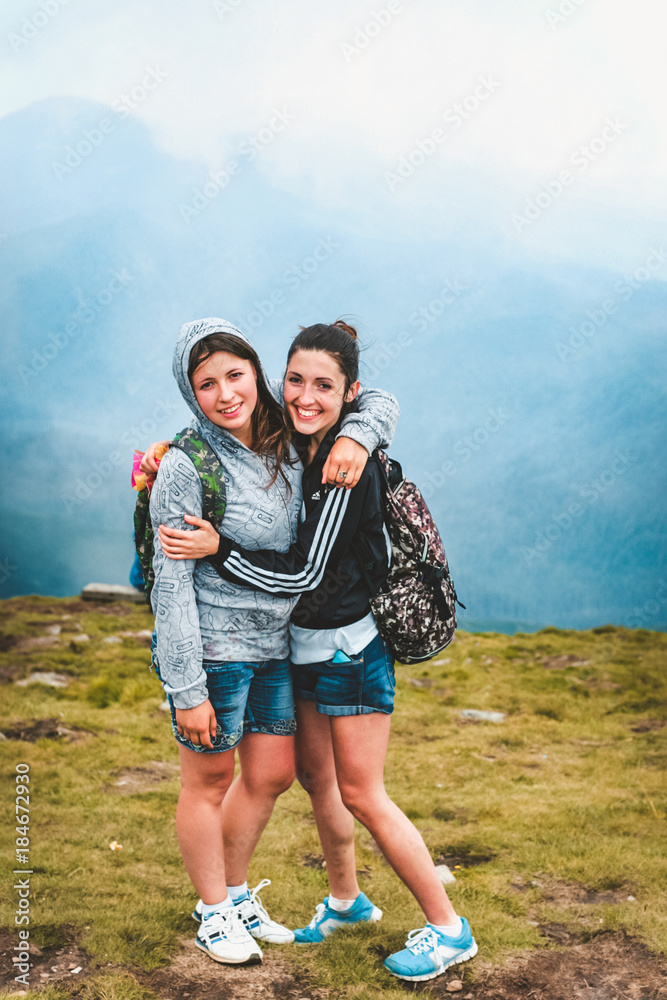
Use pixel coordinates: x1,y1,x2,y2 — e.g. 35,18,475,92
384,919,477,982
293,893,382,943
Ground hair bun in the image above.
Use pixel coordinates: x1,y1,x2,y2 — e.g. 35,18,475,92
333,319,358,340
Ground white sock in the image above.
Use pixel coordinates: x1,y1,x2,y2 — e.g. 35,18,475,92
202,895,233,919
328,894,359,912
431,916,462,937
228,882,249,902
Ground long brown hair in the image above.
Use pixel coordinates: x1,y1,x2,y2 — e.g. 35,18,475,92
188,332,294,488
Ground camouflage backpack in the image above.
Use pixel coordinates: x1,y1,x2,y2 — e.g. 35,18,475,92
355,449,464,664
133,428,227,602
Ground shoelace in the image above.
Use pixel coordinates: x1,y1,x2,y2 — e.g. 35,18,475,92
202,907,248,943
404,925,443,960
307,902,327,929
246,878,273,923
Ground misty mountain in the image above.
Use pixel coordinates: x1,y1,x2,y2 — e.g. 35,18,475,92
2,97,665,630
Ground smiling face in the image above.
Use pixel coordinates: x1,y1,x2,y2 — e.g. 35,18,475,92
284,349,359,446
191,350,258,447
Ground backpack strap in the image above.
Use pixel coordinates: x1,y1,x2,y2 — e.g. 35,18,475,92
374,448,404,493
171,428,227,528
133,429,226,604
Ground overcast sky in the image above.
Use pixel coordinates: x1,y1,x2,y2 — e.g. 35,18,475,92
3,0,666,271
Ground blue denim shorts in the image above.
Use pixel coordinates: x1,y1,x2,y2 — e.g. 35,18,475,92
292,633,395,717
159,656,296,754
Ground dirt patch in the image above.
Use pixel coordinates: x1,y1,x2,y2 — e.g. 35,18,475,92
432,807,469,823
302,852,326,869
584,678,622,691
419,931,667,999
4,598,135,617
13,635,61,653
514,876,633,906
0,929,92,993
110,761,180,794
537,921,588,945
76,601,136,617
542,654,590,670
0,664,25,684
408,677,452,696
1,932,324,1000
0,718,96,743
631,719,666,733
137,935,327,1000
434,851,495,869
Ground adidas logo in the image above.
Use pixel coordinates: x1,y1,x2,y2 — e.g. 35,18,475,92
311,490,321,500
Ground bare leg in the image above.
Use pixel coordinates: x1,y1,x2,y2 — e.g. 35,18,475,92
331,712,457,926
295,698,360,900
176,743,236,905
222,733,295,886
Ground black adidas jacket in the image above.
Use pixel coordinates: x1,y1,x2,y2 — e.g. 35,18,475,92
206,424,390,630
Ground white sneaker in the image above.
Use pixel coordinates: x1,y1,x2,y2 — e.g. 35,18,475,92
195,906,263,965
237,879,295,944
193,879,294,945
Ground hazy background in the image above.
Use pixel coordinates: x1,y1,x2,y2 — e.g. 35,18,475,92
1,0,665,631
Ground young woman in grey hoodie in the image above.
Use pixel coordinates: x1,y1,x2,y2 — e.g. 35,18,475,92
148,318,398,966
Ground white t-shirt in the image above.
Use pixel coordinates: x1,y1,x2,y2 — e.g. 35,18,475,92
289,612,379,666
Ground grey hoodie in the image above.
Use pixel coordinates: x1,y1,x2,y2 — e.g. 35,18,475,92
150,318,399,710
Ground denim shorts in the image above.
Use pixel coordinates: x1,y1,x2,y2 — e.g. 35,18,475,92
158,656,296,754
292,633,395,717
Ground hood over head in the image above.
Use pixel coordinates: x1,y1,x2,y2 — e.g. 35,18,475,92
172,317,270,437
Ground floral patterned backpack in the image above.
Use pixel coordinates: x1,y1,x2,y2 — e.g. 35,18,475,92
355,449,464,664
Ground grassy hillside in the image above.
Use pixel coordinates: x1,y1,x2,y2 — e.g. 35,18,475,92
1,595,666,1000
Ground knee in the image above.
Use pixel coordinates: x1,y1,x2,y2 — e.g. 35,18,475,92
338,784,374,825
296,765,333,799
182,769,234,807
244,763,295,800
270,763,295,798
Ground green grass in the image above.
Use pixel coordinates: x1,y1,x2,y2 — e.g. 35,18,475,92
1,596,666,999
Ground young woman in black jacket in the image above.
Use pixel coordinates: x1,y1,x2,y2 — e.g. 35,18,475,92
158,321,477,983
